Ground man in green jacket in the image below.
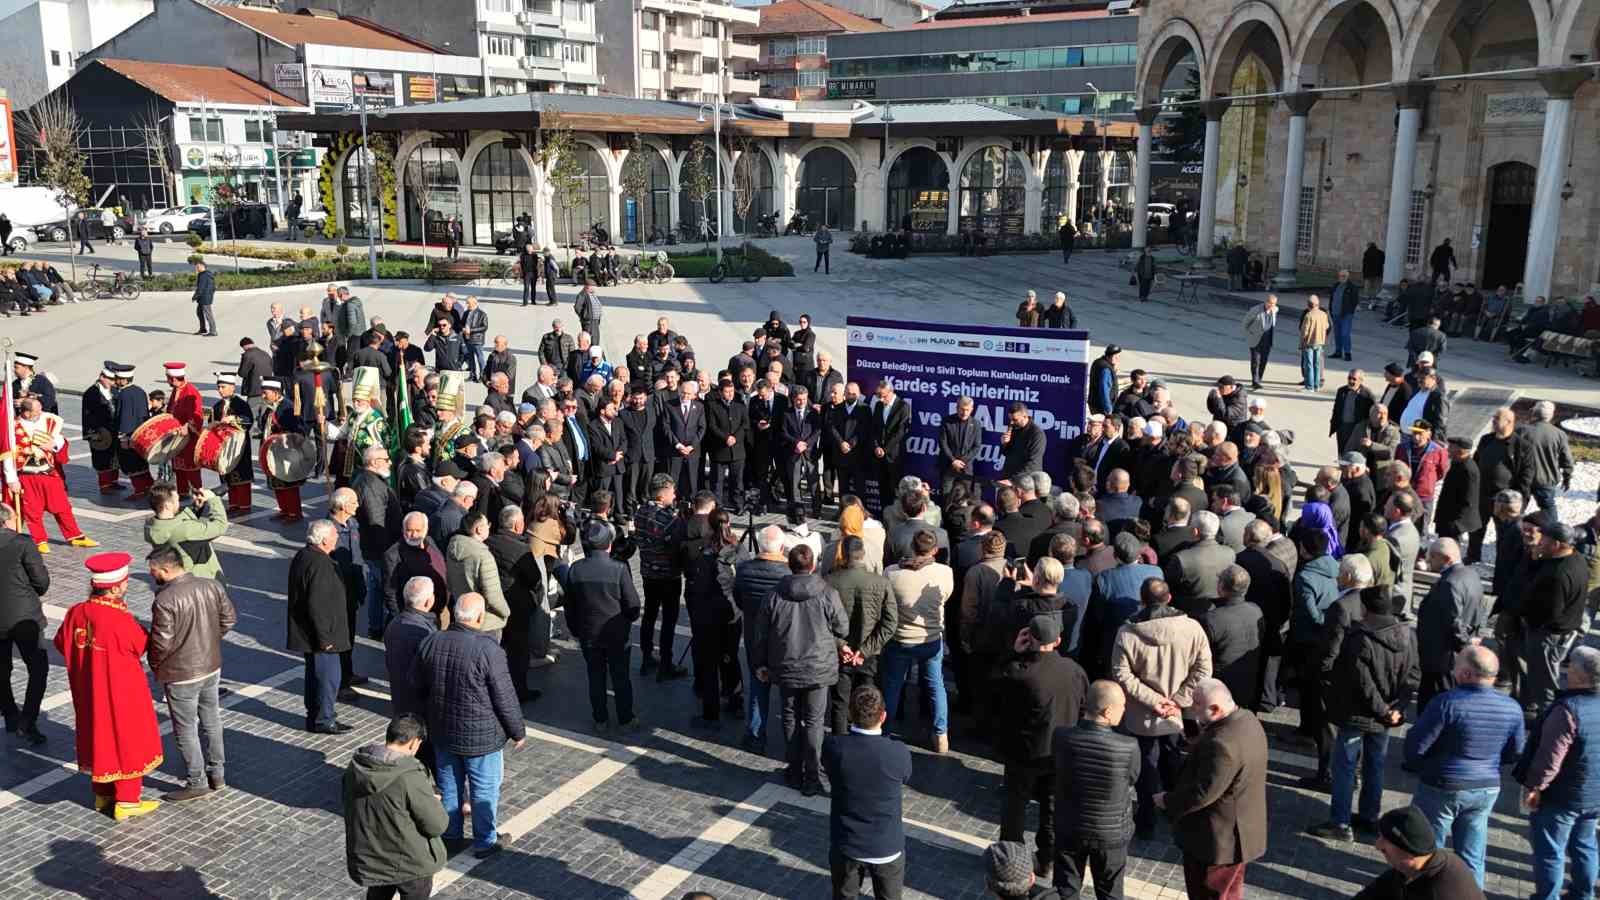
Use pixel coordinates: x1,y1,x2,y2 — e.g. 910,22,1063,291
144,483,229,581
342,714,447,898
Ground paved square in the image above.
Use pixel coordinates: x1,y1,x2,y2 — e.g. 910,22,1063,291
1,239,1585,897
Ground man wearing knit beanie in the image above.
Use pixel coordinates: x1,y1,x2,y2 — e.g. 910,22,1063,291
1353,805,1484,899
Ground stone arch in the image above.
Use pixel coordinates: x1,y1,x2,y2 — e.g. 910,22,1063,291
878,137,952,184
460,130,539,189
1293,0,1403,86
395,130,465,244
1207,1,1293,98
1139,18,1208,106
791,138,863,183
1554,0,1600,64
729,140,779,234
951,140,1040,191
1403,0,1551,78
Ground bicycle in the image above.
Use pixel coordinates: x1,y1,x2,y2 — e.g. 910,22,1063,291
708,248,763,284
626,251,674,284
81,264,141,300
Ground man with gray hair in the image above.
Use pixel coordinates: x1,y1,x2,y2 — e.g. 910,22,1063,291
352,443,401,639
485,504,547,702
1404,646,1524,887
385,576,440,727
1027,492,1083,567
430,480,476,548
560,520,642,732
1165,510,1236,617
411,591,526,858
1417,537,1487,712
1518,645,1600,900
1199,564,1262,712
288,520,353,734
736,525,792,751
1515,399,1574,515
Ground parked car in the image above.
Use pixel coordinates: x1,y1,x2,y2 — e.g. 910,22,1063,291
143,205,211,234
2,228,35,253
31,208,135,243
188,203,276,240
0,186,74,231
1146,203,1177,228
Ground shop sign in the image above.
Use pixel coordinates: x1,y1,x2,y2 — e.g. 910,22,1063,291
309,68,352,105
274,63,305,89
828,79,876,99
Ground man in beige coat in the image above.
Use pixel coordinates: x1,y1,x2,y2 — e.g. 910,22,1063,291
1111,578,1213,839
1299,295,1331,393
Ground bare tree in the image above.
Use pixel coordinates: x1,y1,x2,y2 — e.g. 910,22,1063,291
132,101,178,217
534,111,586,267
16,91,91,280
404,152,435,257
680,139,715,251
618,135,651,246
730,134,762,236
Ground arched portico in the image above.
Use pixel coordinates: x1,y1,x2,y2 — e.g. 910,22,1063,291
1138,20,1208,106
1206,2,1291,98
1292,0,1403,87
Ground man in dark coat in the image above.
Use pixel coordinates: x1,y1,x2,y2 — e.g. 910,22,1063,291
995,615,1089,878
585,399,628,510
825,382,872,504
705,379,748,513
869,382,910,515
485,508,545,702
1330,369,1376,453
822,685,914,899
0,508,50,744
192,262,217,336
999,403,1047,483
1159,679,1269,898
659,381,706,498
778,387,821,524
1414,538,1486,713
1434,438,1481,543
383,512,450,625
938,395,982,499
1199,566,1264,712
288,521,354,733
1053,680,1140,898
559,521,642,729
618,386,657,516
1235,520,1292,711
383,576,440,723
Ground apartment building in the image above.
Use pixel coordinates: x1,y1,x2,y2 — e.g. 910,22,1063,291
597,0,759,102
733,0,885,102
0,0,154,106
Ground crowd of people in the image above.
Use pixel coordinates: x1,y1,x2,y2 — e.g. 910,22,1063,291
5,265,1600,900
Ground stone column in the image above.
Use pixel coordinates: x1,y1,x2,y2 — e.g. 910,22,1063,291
1095,149,1113,210
1061,148,1084,230
1273,92,1318,289
1195,98,1232,268
1379,83,1431,296
1523,67,1591,302
1131,106,1159,252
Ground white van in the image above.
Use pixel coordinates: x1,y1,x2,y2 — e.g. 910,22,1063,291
0,186,74,227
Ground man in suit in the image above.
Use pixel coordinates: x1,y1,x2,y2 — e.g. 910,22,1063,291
192,262,216,337
869,381,910,515
746,379,780,513
1329,369,1376,454
559,397,592,505
518,242,540,307
705,378,748,513
1241,295,1278,390
586,397,628,510
573,280,602,343
779,386,821,524
825,382,872,504
559,520,642,729
998,402,1046,484
1156,679,1268,900
1163,511,1236,618
288,520,354,734
822,685,913,899
938,394,982,500
618,386,657,516
661,380,706,499
1385,492,1423,620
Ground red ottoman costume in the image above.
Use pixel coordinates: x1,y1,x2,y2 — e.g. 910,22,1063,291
165,362,205,495
52,553,163,820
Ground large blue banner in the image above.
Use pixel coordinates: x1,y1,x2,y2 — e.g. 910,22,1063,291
845,317,1090,494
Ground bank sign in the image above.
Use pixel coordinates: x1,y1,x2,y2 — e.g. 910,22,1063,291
845,317,1089,494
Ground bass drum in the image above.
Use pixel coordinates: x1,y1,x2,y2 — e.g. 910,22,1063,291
193,422,246,474
129,414,188,466
259,432,314,485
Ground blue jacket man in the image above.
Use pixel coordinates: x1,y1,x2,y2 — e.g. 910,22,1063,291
822,685,912,897
1515,646,1600,900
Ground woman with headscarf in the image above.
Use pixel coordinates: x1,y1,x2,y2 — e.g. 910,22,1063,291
1292,490,1344,560
820,497,885,575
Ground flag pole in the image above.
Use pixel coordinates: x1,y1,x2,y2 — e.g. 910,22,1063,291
1,337,21,528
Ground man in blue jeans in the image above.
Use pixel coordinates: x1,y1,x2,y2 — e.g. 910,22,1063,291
881,529,955,754
1517,645,1600,900
411,592,526,859
736,526,791,752
1309,587,1418,843
1329,269,1360,362
1404,645,1526,887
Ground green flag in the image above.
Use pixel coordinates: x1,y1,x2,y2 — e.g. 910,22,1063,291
389,371,414,486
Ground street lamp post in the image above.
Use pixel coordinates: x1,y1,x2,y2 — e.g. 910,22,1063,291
1086,82,1107,222
880,103,894,229
696,99,737,263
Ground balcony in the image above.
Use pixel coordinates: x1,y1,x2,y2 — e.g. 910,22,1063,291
521,55,563,74
724,39,758,61
669,69,706,91
724,74,759,95
663,31,700,53
640,0,758,25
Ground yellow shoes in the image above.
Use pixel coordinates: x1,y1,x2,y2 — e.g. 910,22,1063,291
36,542,49,555
68,536,99,548
112,799,160,821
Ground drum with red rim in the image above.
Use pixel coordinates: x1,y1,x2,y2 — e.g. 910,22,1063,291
193,422,246,474
260,432,314,485
129,414,188,466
